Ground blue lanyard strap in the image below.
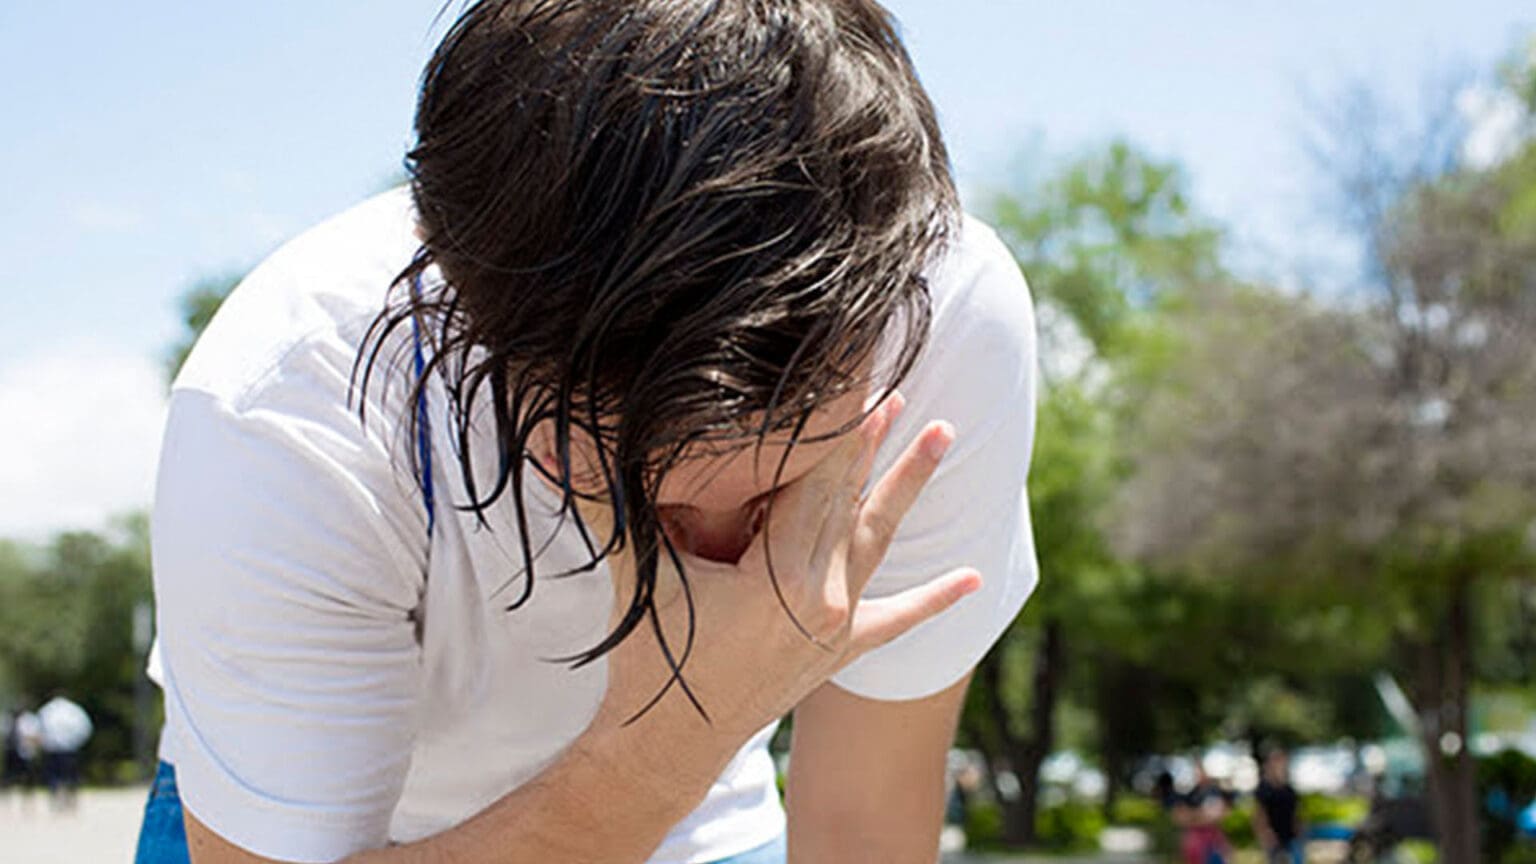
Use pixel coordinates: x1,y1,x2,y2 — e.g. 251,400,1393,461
409,276,436,536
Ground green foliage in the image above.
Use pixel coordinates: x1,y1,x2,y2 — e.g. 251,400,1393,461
0,515,157,783
1027,383,1126,624
1481,749,1536,864
1219,798,1256,849
964,797,1135,853
966,141,1243,805
990,139,1222,358
1109,795,1179,855
1034,800,1107,852
1498,35,1536,114
1299,794,1371,827
964,801,1005,850
1109,794,1163,828
963,798,1111,853
165,272,241,384
1225,678,1335,748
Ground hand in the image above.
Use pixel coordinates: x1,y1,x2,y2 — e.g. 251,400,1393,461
585,394,983,743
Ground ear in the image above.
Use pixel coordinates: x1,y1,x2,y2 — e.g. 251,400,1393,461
529,418,611,497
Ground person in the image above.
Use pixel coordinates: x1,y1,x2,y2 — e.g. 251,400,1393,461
1153,768,1178,809
2,705,43,810
1169,763,1234,864
37,692,93,813
136,1,1039,862
1253,749,1304,864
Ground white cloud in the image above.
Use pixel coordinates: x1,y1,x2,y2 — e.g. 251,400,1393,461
1457,85,1530,171
0,345,167,540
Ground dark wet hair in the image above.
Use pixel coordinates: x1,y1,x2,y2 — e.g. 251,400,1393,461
360,0,956,719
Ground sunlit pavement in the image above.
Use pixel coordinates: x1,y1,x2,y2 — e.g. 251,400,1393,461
0,786,150,864
0,788,1175,864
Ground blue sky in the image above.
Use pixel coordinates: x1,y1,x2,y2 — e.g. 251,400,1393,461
1,1,1532,536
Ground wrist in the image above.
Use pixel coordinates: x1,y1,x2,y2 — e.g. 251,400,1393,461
574,710,740,814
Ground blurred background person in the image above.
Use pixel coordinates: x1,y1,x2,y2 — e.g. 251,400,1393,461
1253,748,1304,864
1170,761,1233,864
37,692,92,814
1,702,43,813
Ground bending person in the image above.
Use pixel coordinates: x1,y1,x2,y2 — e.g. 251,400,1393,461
138,2,1040,862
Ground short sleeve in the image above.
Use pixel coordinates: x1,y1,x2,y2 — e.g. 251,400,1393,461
832,218,1039,701
153,357,429,862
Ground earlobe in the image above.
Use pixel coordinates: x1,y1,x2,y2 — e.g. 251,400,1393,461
529,419,611,497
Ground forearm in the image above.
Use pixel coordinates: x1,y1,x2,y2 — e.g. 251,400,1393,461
346,722,736,864
787,787,947,863
786,735,949,863
785,677,968,864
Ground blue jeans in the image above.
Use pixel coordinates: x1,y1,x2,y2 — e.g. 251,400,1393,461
134,761,189,864
135,761,786,864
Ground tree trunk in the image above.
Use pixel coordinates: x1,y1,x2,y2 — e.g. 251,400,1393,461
973,619,1068,847
1094,657,1145,822
1101,746,1124,822
1412,573,1481,864
977,647,1032,844
1014,618,1066,846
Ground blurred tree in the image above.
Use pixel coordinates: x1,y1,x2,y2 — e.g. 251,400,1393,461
165,272,241,384
1113,65,1536,861
964,141,1228,843
0,517,155,781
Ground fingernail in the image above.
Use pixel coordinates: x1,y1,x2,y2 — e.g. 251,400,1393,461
958,570,983,596
923,422,954,461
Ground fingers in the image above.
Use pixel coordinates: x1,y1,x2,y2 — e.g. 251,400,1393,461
847,390,905,496
748,393,904,575
805,391,904,525
849,568,983,653
806,393,904,577
847,420,954,590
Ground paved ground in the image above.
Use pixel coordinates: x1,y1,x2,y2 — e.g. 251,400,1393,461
0,787,1162,863
1,786,150,864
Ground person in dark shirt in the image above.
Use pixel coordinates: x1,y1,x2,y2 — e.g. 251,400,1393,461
1253,749,1304,864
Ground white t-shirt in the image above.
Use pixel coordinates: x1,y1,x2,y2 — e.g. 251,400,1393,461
150,189,1038,864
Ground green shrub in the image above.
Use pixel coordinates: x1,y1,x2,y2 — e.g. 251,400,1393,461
1481,749,1536,864
1036,800,1106,852
1299,794,1370,828
1502,842,1536,864
1398,839,1439,864
962,799,1107,852
1110,794,1163,827
964,801,1004,850
1219,798,1255,849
